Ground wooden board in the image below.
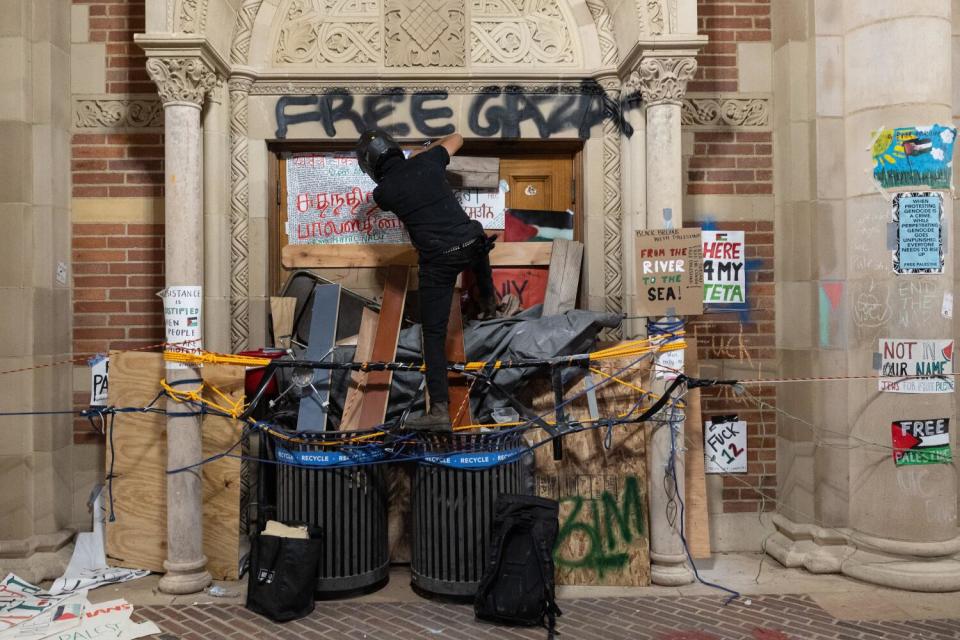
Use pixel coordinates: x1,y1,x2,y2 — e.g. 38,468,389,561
542,239,583,316
340,307,379,430
270,296,297,348
445,289,473,427
357,266,408,428
525,353,652,586
282,241,552,269
105,353,243,579
297,284,340,432
447,156,500,189
683,337,711,558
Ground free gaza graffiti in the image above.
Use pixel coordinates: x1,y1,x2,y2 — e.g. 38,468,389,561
275,82,635,140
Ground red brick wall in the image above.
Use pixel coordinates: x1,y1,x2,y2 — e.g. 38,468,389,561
692,0,771,93
72,1,164,443
685,222,775,513
687,131,773,196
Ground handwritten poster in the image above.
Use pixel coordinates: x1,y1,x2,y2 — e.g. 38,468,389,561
163,286,202,368
453,184,506,229
872,124,956,189
891,418,951,466
634,228,703,317
704,418,747,474
702,230,746,306
0,574,64,631
285,153,409,245
879,338,954,393
893,192,943,274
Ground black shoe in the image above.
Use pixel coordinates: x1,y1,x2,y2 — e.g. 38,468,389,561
404,402,452,432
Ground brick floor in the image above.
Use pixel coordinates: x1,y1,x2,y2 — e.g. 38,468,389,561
131,595,960,639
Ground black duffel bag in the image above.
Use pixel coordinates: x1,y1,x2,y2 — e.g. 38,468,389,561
245,524,322,623
474,495,562,639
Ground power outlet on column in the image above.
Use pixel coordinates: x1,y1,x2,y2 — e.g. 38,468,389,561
56,261,68,285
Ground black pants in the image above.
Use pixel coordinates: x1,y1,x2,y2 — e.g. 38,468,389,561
418,239,495,404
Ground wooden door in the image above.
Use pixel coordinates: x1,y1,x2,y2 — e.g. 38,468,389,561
499,156,575,214
494,155,578,309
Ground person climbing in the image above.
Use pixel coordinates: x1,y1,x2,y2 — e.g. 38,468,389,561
356,128,499,432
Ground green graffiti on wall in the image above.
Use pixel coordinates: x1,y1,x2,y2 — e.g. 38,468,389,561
554,475,646,577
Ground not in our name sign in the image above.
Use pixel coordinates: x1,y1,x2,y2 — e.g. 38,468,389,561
634,228,703,317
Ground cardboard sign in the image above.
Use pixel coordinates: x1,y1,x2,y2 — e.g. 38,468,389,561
704,418,747,474
453,185,506,229
89,356,108,407
872,124,956,189
702,230,746,306
879,338,955,393
892,418,951,466
285,153,409,245
893,192,943,274
634,228,703,317
492,268,548,308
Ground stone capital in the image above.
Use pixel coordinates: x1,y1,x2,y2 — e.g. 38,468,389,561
146,57,218,107
633,55,697,107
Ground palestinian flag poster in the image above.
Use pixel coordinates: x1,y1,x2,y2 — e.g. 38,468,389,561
891,418,951,466
504,209,574,242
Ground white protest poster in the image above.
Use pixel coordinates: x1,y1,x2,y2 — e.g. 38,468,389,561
163,286,202,369
879,338,954,393
0,574,64,632
88,356,108,407
892,192,944,274
704,418,748,474
654,349,684,380
285,152,409,245
453,184,506,229
702,230,746,306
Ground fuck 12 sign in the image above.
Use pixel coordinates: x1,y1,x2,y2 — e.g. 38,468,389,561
704,417,748,474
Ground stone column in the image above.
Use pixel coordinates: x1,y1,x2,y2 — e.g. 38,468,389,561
599,78,625,338
203,81,232,354
146,56,217,595
637,51,698,586
228,72,254,352
840,0,960,591
620,76,645,339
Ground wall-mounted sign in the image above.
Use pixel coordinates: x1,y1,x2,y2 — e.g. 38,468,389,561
454,184,506,229
702,230,746,306
89,355,108,407
872,124,956,190
704,418,747,474
893,192,943,274
163,286,202,369
285,153,409,245
892,418,951,466
634,228,703,317
879,338,954,393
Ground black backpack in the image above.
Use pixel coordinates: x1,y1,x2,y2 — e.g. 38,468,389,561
245,524,322,623
474,495,563,638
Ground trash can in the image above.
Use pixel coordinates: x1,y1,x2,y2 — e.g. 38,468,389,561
263,432,390,598
411,430,533,598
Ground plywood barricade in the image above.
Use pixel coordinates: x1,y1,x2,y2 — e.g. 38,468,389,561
105,352,243,579
525,353,653,586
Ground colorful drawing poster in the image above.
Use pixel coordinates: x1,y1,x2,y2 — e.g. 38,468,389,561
879,338,955,393
453,184,506,229
872,125,956,189
892,418,951,466
893,192,943,274
634,228,704,317
0,574,64,631
704,418,747,474
285,153,409,245
702,230,746,306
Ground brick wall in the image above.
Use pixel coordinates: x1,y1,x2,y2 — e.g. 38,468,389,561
685,222,775,513
72,0,164,444
692,0,771,93
687,131,773,196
